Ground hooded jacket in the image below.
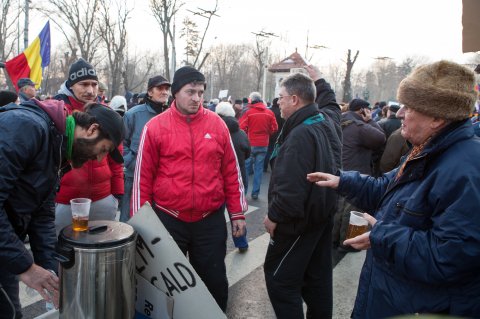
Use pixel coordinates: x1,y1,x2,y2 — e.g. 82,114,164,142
338,119,480,317
54,84,124,203
239,102,278,147
132,102,247,222
0,99,66,274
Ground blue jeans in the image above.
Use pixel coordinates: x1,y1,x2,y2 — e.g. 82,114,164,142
232,227,248,249
245,146,267,196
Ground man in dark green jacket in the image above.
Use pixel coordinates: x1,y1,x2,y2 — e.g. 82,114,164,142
264,70,341,318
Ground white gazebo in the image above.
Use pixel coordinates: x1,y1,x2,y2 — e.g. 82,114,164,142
268,50,309,97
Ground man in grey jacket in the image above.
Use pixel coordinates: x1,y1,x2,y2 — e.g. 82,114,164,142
121,75,171,221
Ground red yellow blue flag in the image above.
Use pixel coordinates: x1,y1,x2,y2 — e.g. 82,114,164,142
5,21,51,91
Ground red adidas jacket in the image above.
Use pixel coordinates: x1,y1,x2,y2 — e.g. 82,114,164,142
239,102,278,147
132,102,247,222
55,96,124,204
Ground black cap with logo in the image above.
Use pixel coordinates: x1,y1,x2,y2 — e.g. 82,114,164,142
85,104,125,163
66,58,98,88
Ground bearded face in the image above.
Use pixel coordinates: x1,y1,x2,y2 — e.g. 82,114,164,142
70,135,104,168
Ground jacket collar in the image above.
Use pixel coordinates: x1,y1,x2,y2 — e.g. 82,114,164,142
342,111,363,121
250,101,267,110
389,119,473,188
170,100,205,122
279,103,319,142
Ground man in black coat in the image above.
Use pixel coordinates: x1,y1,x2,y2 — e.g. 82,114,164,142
263,70,341,318
0,99,124,317
378,104,402,139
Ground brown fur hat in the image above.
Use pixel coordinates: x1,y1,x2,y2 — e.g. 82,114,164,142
397,60,476,121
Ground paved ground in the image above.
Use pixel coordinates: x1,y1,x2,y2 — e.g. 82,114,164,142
19,171,365,318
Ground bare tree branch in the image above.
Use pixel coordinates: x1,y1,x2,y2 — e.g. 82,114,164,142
150,0,183,79
97,0,132,95
342,49,359,103
192,0,218,69
40,0,101,62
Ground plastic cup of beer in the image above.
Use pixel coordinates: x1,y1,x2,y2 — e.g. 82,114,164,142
346,211,369,240
70,198,91,231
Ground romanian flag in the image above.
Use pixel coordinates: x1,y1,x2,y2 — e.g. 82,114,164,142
5,21,51,91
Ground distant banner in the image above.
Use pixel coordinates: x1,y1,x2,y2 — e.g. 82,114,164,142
128,203,226,319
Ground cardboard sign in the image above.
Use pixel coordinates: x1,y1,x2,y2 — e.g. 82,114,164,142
135,274,174,319
128,203,226,319
218,90,228,99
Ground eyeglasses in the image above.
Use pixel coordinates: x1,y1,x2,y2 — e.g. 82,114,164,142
278,95,293,100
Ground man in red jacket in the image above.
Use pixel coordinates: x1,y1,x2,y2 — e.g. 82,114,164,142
132,66,247,311
239,92,278,199
54,59,124,234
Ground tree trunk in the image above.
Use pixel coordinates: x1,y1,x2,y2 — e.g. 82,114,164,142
342,49,359,103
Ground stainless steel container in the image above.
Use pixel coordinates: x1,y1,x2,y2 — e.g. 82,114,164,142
56,220,137,319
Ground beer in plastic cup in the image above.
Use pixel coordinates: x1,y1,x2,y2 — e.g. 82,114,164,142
70,198,91,231
346,211,368,240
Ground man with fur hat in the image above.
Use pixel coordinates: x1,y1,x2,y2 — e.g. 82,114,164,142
120,74,171,222
0,99,125,316
132,66,247,311
308,60,480,317
53,58,124,234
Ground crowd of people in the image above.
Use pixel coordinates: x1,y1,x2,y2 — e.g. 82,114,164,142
0,58,479,319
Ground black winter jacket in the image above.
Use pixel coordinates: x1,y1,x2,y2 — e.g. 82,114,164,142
268,79,342,236
221,115,251,186
0,100,66,274
341,111,385,174
378,114,401,139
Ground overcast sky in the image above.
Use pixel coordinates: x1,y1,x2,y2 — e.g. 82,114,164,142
129,0,470,67
33,0,471,68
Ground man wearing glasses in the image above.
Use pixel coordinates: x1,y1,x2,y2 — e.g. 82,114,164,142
264,68,342,318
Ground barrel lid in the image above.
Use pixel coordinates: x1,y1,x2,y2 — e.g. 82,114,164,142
59,220,136,249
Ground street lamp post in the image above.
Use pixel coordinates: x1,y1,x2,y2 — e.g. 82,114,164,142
24,0,31,50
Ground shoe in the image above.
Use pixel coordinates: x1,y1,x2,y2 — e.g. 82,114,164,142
251,194,258,200
238,246,249,253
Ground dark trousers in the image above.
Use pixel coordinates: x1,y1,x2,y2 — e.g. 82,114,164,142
264,221,333,319
0,270,22,319
120,176,133,222
155,207,229,312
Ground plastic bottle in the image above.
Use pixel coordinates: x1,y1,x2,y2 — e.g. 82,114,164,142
45,269,57,311
25,269,57,312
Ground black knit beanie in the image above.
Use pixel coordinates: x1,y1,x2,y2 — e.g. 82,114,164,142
66,58,98,88
171,66,205,97
0,90,18,107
